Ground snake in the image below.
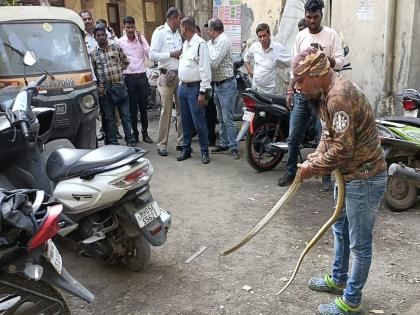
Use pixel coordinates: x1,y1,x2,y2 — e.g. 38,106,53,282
220,168,345,296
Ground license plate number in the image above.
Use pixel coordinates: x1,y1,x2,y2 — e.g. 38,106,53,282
404,109,418,118
45,239,62,274
54,103,66,115
135,202,161,228
242,111,255,122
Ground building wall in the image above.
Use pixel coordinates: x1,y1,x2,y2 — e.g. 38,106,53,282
330,0,418,114
241,0,285,44
181,0,212,39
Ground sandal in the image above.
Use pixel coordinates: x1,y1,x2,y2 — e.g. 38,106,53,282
318,297,362,315
308,274,345,295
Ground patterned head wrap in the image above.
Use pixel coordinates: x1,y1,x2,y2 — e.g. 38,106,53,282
292,48,330,77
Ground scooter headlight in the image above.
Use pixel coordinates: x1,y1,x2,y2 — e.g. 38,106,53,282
109,158,153,189
80,94,96,109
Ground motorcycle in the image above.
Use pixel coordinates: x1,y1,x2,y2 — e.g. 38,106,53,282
397,88,420,118
0,49,171,272
237,89,318,172
232,42,253,121
0,189,94,314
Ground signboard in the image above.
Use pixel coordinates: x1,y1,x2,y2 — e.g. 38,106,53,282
212,0,242,54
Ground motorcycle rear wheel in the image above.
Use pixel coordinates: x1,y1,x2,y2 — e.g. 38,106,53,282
0,273,71,315
385,177,418,211
119,234,151,272
245,119,285,172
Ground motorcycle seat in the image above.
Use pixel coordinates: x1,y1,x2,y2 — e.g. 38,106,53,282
380,116,420,128
46,145,137,182
253,91,287,106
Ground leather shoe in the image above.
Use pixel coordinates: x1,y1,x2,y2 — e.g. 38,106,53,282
127,142,136,147
157,148,168,156
177,145,193,152
143,134,153,144
231,150,240,160
177,151,191,161
211,146,229,153
133,136,140,144
201,153,210,164
278,173,295,186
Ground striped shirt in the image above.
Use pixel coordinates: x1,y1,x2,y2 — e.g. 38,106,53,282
207,32,234,82
90,43,129,86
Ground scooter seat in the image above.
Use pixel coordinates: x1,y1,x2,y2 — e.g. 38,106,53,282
46,145,136,182
380,116,420,128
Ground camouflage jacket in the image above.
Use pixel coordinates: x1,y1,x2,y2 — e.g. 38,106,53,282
309,73,387,181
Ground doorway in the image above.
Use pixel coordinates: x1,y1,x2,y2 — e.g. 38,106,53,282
142,0,175,43
107,3,121,37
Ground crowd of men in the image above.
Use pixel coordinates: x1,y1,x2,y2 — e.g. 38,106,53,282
79,0,388,313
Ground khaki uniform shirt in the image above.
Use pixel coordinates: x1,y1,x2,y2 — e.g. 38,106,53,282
310,73,387,181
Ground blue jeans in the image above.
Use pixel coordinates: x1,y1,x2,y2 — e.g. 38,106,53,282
178,83,209,154
286,93,318,175
213,79,238,151
332,171,387,306
99,86,134,144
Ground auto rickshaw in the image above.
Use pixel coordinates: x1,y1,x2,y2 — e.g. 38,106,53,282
0,6,98,149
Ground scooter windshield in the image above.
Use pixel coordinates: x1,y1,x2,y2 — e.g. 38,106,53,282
0,21,90,76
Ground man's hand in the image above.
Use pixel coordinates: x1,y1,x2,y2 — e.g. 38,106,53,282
286,93,294,110
97,82,105,96
135,31,143,44
198,94,206,107
297,161,314,181
307,150,322,162
170,50,181,59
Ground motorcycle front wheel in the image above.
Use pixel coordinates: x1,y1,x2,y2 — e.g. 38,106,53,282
385,177,418,211
0,273,71,314
245,118,285,172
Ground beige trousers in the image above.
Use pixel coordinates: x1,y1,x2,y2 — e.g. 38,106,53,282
156,73,183,149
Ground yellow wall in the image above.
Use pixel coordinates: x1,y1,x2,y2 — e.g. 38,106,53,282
125,0,145,33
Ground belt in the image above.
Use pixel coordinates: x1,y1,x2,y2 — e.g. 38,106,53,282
181,81,201,88
125,72,146,78
212,76,234,86
160,68,178,74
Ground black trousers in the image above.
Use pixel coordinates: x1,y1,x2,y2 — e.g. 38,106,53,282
205,93,217,144
124,74,150,138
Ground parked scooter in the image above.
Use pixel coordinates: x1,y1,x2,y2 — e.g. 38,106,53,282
0,49,171,272
0,189,94,314
376,117,420,211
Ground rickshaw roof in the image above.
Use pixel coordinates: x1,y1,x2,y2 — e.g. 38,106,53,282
0,6,85,31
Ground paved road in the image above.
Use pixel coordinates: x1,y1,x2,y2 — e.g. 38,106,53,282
64,119,420,315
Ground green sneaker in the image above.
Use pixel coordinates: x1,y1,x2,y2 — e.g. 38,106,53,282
308,274,345,295
318,297,362,315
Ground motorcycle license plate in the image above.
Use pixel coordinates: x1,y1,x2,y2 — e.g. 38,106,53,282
45,239,62,274
404,109,418,118
135,202,161,228
242,111,255,122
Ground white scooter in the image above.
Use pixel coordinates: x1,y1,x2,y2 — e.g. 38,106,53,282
0,49,171,272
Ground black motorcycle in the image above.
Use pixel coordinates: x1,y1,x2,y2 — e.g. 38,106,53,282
237,89,318,172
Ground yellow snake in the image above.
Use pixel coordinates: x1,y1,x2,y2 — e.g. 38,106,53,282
220,168,345,296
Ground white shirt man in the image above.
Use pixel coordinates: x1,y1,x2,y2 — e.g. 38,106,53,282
245,40,290,93
244,23,290,94
149,8,183,156
177,17,212,164
150,23,183,71
178,34,211,93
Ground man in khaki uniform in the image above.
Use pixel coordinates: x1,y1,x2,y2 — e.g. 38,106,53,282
150,7,183,156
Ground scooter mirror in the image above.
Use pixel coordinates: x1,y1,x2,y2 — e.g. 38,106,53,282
23,51,37,67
